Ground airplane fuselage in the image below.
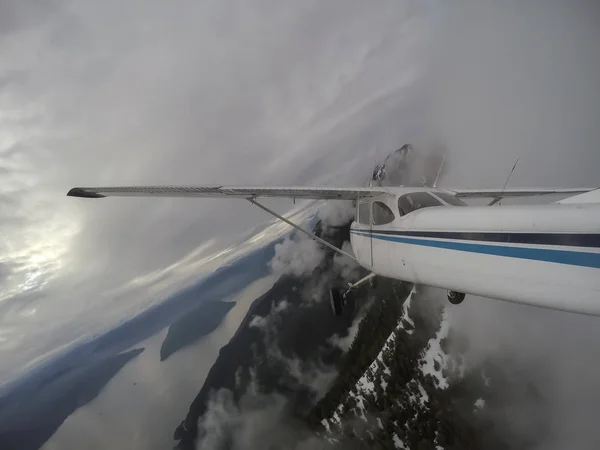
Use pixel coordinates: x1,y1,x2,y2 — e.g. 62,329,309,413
350,190,600,315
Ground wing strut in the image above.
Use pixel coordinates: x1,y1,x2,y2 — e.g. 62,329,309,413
247,198,360,264
346,272,376,292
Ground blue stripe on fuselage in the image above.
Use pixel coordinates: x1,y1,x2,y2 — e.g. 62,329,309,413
350,230,600,269
369,230,600,248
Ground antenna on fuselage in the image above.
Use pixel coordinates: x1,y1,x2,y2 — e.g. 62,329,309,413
432,154,446,188
496,157,520,206
368,145,379,187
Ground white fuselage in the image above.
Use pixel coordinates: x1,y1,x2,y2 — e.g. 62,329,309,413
350,189,600,315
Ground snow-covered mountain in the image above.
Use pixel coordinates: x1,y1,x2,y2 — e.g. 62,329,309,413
309,283,530,450
321,288,449,448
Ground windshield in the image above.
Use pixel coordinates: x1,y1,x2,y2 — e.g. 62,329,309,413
433,192,467,206
372,201,395,225
398,192,443,216
358,202,371,225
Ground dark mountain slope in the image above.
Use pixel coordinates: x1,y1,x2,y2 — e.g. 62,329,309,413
173,219,369,449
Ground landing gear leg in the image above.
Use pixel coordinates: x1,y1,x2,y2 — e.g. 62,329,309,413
330,273,376,316
447,290,466,305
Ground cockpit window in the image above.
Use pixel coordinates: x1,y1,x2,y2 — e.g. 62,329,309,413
358,202,371,225
398,192,443,216
433,192,467,206
372,201,395,225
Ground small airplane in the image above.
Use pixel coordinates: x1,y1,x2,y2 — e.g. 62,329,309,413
67,171,600,317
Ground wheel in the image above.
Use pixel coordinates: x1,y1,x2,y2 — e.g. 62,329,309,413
447,290,466,305
370,277,379,289
330,288,345,316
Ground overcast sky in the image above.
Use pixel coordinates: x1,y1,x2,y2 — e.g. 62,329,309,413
1,0,600,399
0,0,431,383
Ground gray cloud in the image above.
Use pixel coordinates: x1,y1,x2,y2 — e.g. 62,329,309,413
332,241,361,283
248,292,337,400
327,310,362,353
423,0,600,190
196,327,336,450
268,197,359,280
447,297,600,449
269,235,325,278
196,387,315,450
318,201,356,228
423,1,600,448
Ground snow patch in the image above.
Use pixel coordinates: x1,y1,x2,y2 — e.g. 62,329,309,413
358,377,374,394
353,287,417,402
402,287,416,330
395,286,416,325
331,411,341,425
420,307,450,389
404,379,428,411
417,382,429,408
322,286,419,436
434,431,444,450
354,393,367,420
393,433,408,449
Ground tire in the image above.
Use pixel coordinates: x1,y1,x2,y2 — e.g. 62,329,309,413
330,288,345,316
447,290,466,305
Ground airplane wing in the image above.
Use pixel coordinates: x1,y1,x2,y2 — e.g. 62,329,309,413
447,187,596,199
66,185,386,200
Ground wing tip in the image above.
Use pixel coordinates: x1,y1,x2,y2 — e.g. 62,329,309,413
67,187,105,198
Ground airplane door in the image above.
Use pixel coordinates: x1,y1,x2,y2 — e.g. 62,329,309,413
354,201,373,266
369,207,374,268
371,200,397,272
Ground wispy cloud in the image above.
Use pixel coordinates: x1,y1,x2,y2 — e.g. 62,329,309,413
269,235,325,278
0,0,429,382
